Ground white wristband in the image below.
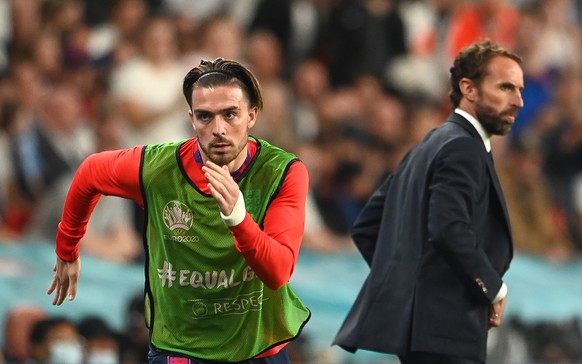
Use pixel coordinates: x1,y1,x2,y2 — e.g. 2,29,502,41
220,191,246,226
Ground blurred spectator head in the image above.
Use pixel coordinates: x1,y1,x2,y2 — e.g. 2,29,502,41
111,0,147,40
291,59,330,102
7,58,47,110
197,14,245,61
40,0,84,35
38,81,84,135
506,135,544,179
364,94,407,149
407,100,445,145
246,30,285,81
140,17,178,65
9,0,42,57
2,305,46,362
77,316,120,364
32,31,62,81
316,88,365,133
30,316,84,364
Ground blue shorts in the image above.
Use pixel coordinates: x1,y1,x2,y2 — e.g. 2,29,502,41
147,346,291,364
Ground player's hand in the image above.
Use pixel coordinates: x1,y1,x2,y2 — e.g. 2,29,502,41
202,160,240,216
47,257,81,306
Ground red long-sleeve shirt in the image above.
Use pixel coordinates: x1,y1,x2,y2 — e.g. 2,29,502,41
56,138,308,290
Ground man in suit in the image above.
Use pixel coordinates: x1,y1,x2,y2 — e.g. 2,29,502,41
333,40,523,364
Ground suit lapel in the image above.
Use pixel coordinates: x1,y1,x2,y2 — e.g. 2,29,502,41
447,114,512,238
485,152,511,231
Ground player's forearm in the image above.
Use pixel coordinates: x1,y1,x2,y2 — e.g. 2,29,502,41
230,162,308,289
231,215,302,290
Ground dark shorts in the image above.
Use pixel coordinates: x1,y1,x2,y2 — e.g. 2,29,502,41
147,346,291,364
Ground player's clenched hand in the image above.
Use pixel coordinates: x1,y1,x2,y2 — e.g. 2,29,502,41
202,160,240,216
47,257,81,305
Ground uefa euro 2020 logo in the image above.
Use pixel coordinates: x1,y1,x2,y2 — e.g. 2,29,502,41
163,200,193,232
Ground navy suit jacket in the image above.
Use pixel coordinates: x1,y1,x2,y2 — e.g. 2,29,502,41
333,113,513,362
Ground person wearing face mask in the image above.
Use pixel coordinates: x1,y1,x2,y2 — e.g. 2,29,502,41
77,316,120,364
29,317,85,364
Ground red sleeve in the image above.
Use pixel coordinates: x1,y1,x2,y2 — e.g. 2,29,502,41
230,161,308,290
56,146,144,261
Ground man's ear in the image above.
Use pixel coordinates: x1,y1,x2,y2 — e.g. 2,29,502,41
188,109,197,131
247,106,258,129
460,78,477,102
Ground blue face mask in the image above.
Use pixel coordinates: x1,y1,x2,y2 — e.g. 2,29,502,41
86,350,119,364
48,340,84,364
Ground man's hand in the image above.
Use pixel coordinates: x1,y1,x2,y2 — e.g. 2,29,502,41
47,257,81,306
489,295,507,329
202,160,240,216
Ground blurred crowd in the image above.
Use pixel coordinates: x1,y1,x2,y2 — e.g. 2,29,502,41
1,292,151,364
1,0,582,259
0,0,581,362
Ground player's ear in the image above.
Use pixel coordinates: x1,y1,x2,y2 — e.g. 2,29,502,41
247,106,258,129
188,109,197,132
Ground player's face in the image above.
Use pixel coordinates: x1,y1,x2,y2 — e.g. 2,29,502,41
475,56,524,136
189,85,257,170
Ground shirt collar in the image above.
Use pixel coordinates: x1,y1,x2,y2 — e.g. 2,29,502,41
454,108,491,152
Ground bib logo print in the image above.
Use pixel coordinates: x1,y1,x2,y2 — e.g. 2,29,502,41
163,200,193,232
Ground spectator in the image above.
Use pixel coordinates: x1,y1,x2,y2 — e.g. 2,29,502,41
510,0,581,142
324,0,407,88
85,0,148,68
40,0,85,37
289,58,331,142
29,316,84,364
497,136,576,262
77,316,121,364
446,0,521,61
405,99,446,146
2,305,46,363
542,73,582,252
2,60,49,233
118,292,149,364
109,16,189,148
362,93,409,174
181,13,246,69
30,31,62,84
78,106,142,263
158,0,232,25
7,0,42,62
313,124,382,235
245,30,297,151
248,0,326,78
389,0,460,102
108,16,190,237
295,142,354,252
22,80,95,242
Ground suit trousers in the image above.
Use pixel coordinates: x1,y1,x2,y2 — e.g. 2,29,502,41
399,351,484,364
